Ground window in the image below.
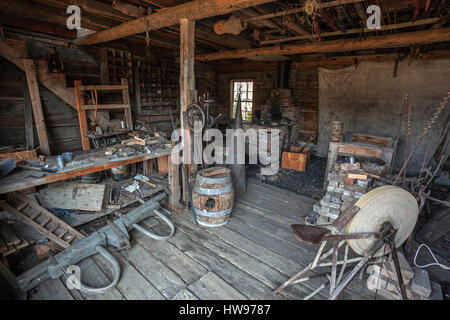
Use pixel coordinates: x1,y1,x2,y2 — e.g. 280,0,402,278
231,80,253,122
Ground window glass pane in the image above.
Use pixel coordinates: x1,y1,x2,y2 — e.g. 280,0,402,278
241,82,247,92
231,81,253,119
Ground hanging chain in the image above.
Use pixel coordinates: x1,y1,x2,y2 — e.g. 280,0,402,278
145,19,151,57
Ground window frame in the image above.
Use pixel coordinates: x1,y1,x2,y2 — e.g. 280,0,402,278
230,79,254,121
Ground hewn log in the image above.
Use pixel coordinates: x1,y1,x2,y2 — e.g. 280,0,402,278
260,17,441,45
179,18,196,204
23,59,51,156
22,77,35,149
243,0,364,23
197,28,450,61
74,80,90,151
74,0,276,45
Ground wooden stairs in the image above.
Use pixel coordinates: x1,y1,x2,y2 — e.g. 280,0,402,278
0,38,76,109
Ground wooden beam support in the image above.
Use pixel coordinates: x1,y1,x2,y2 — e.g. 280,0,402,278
244,0,364,23
74,0,276,45
74,80,90,151
23,59,50,156
260,17,441,45
197,28,450,61
179,18,196,204
22,77,34,149
121,78,134,130
0,39,77,108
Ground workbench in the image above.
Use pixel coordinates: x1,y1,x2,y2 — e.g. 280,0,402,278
0,145,173,195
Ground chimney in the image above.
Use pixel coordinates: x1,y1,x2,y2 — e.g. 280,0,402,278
277,61,290,89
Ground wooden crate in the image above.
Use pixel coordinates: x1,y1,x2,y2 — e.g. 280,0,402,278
282,147,311,172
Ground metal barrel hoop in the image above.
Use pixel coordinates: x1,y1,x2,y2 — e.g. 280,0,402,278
193,184,233,195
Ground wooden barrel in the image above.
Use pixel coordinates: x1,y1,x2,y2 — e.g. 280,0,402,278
192,167,234,227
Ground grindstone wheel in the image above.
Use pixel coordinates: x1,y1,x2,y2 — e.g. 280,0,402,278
344,186,418,257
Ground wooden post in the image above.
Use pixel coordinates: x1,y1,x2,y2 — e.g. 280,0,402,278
74,80,90,151
121,78,133,130
22,59,50,156
143,159,153,175
168,154,180,206
22,77,34,149
99,48,108,85
180,18,196,203
134,62,142,115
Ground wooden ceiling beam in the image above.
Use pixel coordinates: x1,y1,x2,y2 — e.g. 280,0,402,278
244,0,365,23
74,0,277,45
0,0,182,51
0,11,77,39
196,27,450,61
0,0,113,31
36,0,132,22
260,17,442,45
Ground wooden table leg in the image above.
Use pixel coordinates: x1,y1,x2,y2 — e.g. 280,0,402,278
168,159,180,206
143,159,153,176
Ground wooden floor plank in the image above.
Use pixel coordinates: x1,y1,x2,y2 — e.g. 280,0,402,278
230,207,314,252
131,225,208,285
236,193,310,222
31,177,375,300
235,200,305,225
242,182,316,210
151,221,278,300
226,214,311,266
232,197,376,298
247,178,317,205
188,271,247,300
119,242,187,299
92,250,166,300
228,206,374,299
172,213,320,300
35,278,75,300
172,288,199,300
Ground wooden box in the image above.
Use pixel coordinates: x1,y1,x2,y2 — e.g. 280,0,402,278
282,147,311,172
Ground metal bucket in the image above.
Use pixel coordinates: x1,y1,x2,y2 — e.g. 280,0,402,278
111,165,129,181
192,167,234,227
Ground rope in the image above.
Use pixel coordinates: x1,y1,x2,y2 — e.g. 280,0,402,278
414,243,450,270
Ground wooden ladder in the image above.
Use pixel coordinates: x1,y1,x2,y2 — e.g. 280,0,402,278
0,193,85,249
0,220,29,257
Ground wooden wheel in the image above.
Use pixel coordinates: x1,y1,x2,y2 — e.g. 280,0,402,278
344,186,418,257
